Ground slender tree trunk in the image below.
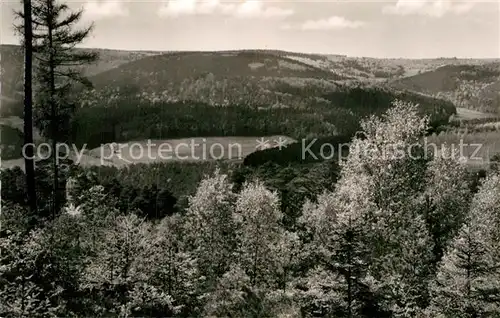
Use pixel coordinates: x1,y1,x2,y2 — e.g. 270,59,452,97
466,233,473,316
347,218,353,318
23,0,37,218
252,240,259,287
21,275,26,315
168,246,173,296
47,0,59,219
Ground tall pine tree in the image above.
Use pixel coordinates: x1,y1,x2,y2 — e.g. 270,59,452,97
342,101,434,316
297,188,378,317
429,173,500,317
26,0,98,217
299,101,435,317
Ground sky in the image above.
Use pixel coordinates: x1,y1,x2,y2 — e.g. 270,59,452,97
1,0,499,58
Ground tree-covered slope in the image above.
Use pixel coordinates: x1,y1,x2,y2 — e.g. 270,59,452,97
391,63,500,113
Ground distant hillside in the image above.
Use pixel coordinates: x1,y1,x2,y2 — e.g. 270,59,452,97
89,50,345,84
0,44,161,109
390,63,500,114
3,44,497,109
1,46,467,123
78,50,352,108
82,50,482,110
1,46,458,141
1,46,460,168
1,45,24,105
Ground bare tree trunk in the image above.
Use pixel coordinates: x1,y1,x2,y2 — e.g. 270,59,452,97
47,0,59,219
23,0,37,218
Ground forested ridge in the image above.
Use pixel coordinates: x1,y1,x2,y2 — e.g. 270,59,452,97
70,84,454,148
2,102,499,317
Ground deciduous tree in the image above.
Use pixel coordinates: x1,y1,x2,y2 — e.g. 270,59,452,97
183,169,237,291
429,173,500,317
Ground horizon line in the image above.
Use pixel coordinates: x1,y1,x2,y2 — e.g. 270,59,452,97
1,42,499,60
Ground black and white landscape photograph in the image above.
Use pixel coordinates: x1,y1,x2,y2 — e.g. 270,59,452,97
1,0,500,316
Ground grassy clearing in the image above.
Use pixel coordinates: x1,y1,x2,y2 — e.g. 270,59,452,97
1,136,296,170
426,130,500,169
87,136,296,165
454,107,498,120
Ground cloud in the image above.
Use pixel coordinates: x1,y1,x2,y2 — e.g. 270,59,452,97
282,16,365,31
158,0,293,19
158,0,215,16
83,0,129,19
382,0,478,18
231,1,294,18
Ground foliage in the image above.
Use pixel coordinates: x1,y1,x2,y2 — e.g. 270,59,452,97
296,190,379,317
0,125,25,160
294,100,438,317
146,216,201,316
17,0,99,141
80,214,169,316
234,181,297,288
391,63,500,113
71,99,341,149
233,161,340,229
0,160,69,222
70,83,455,149
0,228,63,317
423,147,472,262
183,169,237,289
2,100,495,317
428,173,500,317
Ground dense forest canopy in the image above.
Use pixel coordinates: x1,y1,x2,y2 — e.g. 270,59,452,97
3,101,500,317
